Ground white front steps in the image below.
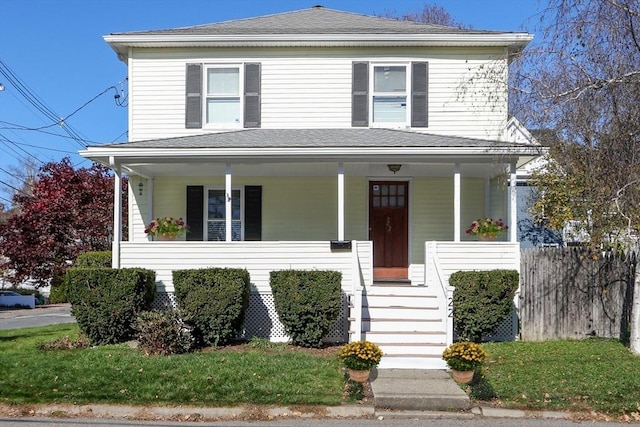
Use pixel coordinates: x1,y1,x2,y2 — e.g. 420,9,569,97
356,284,448,370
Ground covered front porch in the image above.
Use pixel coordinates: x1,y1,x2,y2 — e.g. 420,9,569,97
116,239,519,368
80,128,540,368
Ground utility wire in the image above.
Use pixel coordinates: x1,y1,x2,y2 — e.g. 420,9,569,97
0,121,112,145
0,136,76,154
0,194,13,205
0,133,44,164
0,60,126,150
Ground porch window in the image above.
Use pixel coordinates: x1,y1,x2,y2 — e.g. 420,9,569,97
206,66,242,126
207,189,242,241
372,65,407,124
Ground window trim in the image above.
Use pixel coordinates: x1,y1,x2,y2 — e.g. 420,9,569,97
369,62,411,128
203,64,244,129
205,187,244,241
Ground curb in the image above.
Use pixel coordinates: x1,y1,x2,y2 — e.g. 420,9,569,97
0,403,375,422
1,403,575,422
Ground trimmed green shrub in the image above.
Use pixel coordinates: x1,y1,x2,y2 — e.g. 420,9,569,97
270,270,342,348
75,251,112,268
133,310,194,355
173,268,250,348
67,268,156,345
449,269,519,342
49,252,112,304
48,274,68,304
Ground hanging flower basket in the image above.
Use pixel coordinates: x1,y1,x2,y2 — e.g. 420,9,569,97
144,217,188,240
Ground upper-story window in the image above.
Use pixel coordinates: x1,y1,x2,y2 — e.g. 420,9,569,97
372,65,408,125
352,61,428,128
206,66,242,127
185,63,261,129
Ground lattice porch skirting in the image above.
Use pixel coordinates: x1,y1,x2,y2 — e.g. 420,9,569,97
152,291,349,343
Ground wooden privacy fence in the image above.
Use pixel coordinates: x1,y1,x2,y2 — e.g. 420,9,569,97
520,247,637,341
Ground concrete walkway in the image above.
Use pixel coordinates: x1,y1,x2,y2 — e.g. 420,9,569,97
370,369,471,411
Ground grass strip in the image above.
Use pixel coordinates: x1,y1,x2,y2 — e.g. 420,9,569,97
483,339,640,415
0,324,343,407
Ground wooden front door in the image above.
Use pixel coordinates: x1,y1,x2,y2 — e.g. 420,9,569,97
369,181,409,279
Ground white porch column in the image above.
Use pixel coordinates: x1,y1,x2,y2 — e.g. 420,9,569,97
509,161,518,242
484,178,491,217
109,156,122,268
454,163,461,242
225,163,232,242
337,162,345,241
146,178,154,238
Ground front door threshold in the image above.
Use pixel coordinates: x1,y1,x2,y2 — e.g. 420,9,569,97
374,267,408,280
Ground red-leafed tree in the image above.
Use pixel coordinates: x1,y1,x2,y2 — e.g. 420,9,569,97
0,157,127,287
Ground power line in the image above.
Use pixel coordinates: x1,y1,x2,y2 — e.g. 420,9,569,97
0,133,44,164
0,194,13,205
0,60,127,150
0,121,121,145
0,136,77,155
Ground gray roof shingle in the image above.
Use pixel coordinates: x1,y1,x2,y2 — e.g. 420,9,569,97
110,7,503,37
94,128,535,150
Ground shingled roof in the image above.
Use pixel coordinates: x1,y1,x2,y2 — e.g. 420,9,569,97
110,6,501,36
91,128,536,150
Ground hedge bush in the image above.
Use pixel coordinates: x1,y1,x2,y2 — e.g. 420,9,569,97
75,251,112,268
50,251,112,304
66,268,156,345
173,268,250,348
449,269,519,342
270,270,342,348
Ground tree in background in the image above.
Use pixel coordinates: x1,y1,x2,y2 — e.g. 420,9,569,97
511,0,640,249
380,3,470,28
0,157,127,288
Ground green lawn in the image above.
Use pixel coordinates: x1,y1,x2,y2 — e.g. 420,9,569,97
482,339,640,415
3,325,639,415
0,324,344,407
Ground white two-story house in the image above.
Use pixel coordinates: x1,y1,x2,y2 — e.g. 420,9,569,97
80,6,540,369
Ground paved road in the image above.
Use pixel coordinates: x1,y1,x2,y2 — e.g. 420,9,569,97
0,303,75,329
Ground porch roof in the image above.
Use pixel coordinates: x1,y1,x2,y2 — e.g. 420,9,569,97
80,128,544,176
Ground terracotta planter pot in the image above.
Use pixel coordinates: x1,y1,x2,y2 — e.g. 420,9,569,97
451,369,474,384
157,235,178,241
347,368,371,383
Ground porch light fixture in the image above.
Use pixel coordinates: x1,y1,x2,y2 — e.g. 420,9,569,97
387,164,402,174
138,182,144,195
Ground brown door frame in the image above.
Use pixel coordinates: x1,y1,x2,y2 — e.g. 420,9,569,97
369,180,410,280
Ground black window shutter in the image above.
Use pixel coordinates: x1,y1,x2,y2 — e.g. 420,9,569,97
244,186,262,241
244,63,261,128
186,185,204,241
352,61,369,127
185,63,202,129
411,62,428,127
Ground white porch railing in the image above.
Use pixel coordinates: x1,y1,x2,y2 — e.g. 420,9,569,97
118,240,372,343
118,240,371,292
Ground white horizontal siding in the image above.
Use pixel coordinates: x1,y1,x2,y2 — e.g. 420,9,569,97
434,242,520,283
127,47,509,141
119,241,372,293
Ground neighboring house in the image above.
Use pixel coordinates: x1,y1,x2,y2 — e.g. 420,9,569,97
80,7,542,369
505,119,563,248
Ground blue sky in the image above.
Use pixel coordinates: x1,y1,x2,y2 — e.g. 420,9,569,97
0,0,544,207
